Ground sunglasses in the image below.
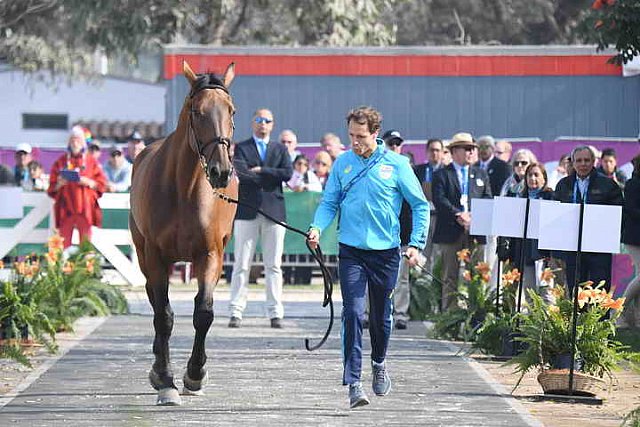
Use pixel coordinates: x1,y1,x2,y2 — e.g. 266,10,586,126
514,161,529,167
254,117,273,124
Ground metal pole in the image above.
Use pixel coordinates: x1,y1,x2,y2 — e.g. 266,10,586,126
495,260,502,318
568,201,585,395
516,198,531,315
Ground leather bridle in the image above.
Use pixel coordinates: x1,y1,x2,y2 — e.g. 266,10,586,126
188,81,234,184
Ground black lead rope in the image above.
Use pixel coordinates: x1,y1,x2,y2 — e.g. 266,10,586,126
211,190,334,351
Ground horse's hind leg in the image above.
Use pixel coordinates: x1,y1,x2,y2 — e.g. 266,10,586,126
183,252,222,395
143,247,181,405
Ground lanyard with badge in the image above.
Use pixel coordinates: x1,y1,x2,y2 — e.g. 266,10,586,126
572,178,588,204
460,167,469,212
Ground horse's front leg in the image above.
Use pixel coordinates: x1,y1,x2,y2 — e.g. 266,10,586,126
144,257,181,405
183,251,222,395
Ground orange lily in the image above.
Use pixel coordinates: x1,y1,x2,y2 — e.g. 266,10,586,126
602,297,625,311
481,272,491,283
48,233,65,252
0,260,4,269
462,270,472,282
475,262,491,275
85,259,95,274
540,268,555,283
457,248,471,263
62,261,75,275
45,250,58,265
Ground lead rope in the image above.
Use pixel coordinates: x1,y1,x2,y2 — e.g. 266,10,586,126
210,186,334,351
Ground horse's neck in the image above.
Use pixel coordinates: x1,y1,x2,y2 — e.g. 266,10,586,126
165,116,205,190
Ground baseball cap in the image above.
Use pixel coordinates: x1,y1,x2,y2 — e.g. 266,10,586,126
382,129,404,146
128,130,144,142
15,143,32,154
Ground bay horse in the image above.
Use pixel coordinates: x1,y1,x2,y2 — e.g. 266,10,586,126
129,61,238,406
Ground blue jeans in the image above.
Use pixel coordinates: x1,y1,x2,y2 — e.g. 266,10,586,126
339,244,400,385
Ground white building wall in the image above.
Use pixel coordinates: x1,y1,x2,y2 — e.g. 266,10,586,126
0,70,165,147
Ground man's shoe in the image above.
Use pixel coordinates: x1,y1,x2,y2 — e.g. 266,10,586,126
395,319,408,330
348,382,370,409
371,361,391,396
270,318,283,329
228,317,242,328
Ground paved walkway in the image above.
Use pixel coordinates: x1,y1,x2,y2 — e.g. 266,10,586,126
0,294,541,426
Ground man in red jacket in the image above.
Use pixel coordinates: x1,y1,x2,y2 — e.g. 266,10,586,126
48,126,107,248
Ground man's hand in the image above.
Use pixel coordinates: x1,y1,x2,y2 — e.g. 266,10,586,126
307,228,320,249
250,166,262,173
106,183,116,192
404,246,421,267
455,211,472,230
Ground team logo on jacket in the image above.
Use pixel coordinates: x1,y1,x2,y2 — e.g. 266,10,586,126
379,165,394,179
344,165,352,174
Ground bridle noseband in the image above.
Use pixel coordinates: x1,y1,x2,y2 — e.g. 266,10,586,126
188,80,234,184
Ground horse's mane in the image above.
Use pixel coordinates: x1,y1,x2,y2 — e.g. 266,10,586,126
190,73,227,98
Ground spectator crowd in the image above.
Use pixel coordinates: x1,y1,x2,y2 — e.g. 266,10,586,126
1,112,639,331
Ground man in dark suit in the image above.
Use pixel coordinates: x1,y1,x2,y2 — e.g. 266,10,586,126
432,132,492,312
229,109,293,328
554,145,623,293
414,138,445,269
476,136,511,197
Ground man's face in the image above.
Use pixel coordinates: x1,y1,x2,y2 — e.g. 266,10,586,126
15,151,31,167
110,151,124,167
451,146,475,166
128,140,145,160
68,136,85,155
601,155,617,174
252,110,274,139
427,142,444,164
495,142,511,162
348,120,378,158
322,138,342,158
478,144,493,162
573,149,595,178
280,131,297,153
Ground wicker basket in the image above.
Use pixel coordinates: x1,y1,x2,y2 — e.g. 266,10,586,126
537,369,606,396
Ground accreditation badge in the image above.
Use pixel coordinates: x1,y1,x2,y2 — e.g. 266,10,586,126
460,194,469,212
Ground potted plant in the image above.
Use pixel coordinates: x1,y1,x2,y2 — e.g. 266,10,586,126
508,280,630,395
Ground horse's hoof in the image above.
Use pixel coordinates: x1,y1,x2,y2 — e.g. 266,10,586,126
157,387,182,406
182,370,208,396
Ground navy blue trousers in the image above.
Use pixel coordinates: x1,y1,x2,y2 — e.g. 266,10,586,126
339,244,400,385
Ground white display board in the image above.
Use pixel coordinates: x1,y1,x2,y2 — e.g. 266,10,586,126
0,187,24,219
538,203,581,251
469,198,494,236
491,197,527,238
582,205,622,254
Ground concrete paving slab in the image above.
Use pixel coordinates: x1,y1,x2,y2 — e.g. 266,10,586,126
0,314,539,426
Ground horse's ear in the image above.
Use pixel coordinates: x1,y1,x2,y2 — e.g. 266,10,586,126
222,62,235,87
183,60,197,85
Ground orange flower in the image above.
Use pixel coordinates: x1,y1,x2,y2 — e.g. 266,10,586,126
481,272,491,283
48,233,65,252
602,297,625,311
475,262,491,275
549,286,564,299
457,248,471,263
62,261,75,275
549,305,560,313
85,259,95,274
540,268,555,283
45,250,58,265
14,261,28,276
502,268,521,287
462,270,472,282
0,260,4,269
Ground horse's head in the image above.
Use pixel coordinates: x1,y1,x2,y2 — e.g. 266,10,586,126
183,61,236,188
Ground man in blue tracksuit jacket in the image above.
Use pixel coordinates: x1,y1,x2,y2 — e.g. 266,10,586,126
307,106,429,409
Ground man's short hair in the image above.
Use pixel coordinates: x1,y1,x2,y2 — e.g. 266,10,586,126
426,138,443,149
346,106,382,134
601,148,616,159
571,145,595,162
477,135,496,148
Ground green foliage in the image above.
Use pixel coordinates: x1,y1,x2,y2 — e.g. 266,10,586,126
508,284,634,387
409,255,442,320
623,406,640,427
473,313,515,356
579,0,640,64
0,239,128,366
